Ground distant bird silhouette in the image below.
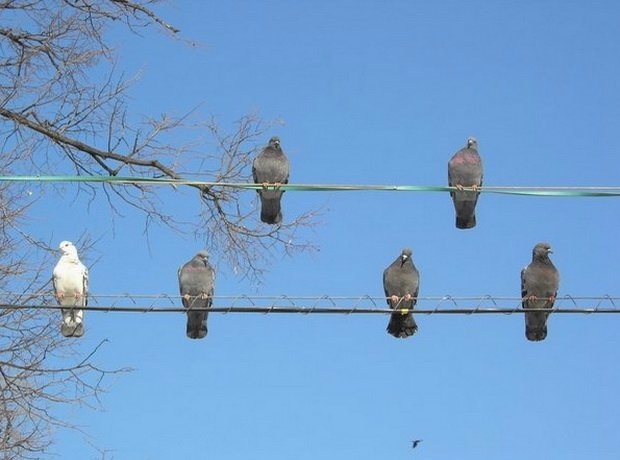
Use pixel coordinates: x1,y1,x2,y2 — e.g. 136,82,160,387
411,439,423,449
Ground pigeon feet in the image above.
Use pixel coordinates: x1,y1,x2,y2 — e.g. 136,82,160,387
455,184,479,191
260,182,283,190
57,291,83,301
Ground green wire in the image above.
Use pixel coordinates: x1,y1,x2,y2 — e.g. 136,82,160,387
1,175,619,197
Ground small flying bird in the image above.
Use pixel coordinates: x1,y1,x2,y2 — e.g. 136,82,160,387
521,242,560,341
383,248,420,338
448,137,484,229
178,250,215,339
52,241,88,338
411,439,423,449
252,136,290,224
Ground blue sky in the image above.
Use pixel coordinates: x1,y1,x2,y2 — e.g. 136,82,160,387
37,1,620,458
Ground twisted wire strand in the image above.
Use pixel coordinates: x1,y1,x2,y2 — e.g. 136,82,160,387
2,294,618,315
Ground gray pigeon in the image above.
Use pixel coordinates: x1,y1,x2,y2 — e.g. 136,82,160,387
521,242,560,341
383,248,420,338
252,136,290,224
178,250,215,339
448,137,484,229
52,241,88,338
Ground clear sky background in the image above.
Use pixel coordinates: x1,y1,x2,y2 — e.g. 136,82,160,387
32,1,620,458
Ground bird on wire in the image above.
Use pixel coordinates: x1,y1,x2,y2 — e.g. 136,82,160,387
252,136,290,224
383,248,420,338
521,242,560,341
52,240,88,338
178,250,215,339
448,137,484,229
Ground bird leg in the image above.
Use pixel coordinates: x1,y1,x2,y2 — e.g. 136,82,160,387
199,293,210,300
56,291,65,301
455,184,465,191
403,294,413,301
261,182,283,190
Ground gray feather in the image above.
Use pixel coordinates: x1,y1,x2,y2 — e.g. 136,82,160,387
178,250,215,339
252,136,290,224
382,248,420,338
448,137,484,229
521,243,560,342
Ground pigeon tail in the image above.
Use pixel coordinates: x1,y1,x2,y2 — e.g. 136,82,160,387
259,193,283,224
387,313,418,338
454,199,478,229
186,311,208,339
456,214,476,229
525,325,547,341
524,310,550,341
61,322,84,338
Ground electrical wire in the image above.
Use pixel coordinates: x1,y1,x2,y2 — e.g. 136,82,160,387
1,175,619,197
2,294,618,315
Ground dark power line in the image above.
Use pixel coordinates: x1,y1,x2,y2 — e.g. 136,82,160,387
2,294,618,315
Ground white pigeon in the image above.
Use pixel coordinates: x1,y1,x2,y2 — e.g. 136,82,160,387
52,241,88,337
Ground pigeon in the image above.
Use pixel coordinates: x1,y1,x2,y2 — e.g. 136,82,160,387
383,248,420,338
521,242,560,341
411,439,423,449
448,137,484,229
52,241,88,338
178,250,215,339
252,136,290,224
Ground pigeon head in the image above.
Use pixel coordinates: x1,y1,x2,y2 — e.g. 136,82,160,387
532,242,553,260
196,250,209,264
58,241,78,257
466,137,478,149
400,248,413,262
268,136,281,149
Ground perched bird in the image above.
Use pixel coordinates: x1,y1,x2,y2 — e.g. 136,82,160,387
52,241,88,338
252,136,290,224
521,242,560,341
178,250,215,339
448,137,484,229
411,439,423,449
383,248,420,338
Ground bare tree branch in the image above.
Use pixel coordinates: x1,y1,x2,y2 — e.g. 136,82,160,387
0,1,319,456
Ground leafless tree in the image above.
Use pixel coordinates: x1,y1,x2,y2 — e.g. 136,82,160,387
0,0,317,278
0,0,318,457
